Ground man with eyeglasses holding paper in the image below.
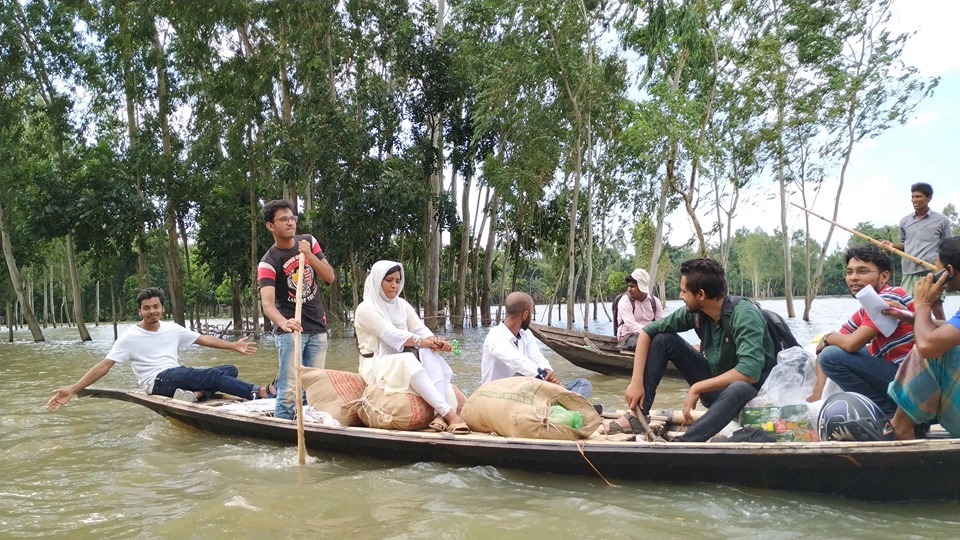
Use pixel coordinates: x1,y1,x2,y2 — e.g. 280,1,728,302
259,199,336,420
807,246,915,415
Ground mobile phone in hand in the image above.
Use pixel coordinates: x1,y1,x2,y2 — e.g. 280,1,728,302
932,268,955,283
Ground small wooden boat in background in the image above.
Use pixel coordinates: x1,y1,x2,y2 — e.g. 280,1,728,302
77,388,959,501
530,323,678,377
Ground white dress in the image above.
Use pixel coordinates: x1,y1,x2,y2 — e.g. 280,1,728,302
353,261,455,406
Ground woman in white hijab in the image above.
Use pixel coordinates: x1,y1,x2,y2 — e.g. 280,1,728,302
354,260,468,433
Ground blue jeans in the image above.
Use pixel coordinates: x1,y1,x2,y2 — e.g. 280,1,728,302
565,378,593,398
151,364,257,400
818,345,900,415
274,332,328,420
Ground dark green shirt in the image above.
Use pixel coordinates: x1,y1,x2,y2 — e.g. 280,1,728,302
642,298,776,381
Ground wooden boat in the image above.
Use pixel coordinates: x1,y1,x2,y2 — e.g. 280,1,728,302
77,387,960,501
530,322,660,377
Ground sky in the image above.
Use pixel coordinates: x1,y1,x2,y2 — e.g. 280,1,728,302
664,0,960,251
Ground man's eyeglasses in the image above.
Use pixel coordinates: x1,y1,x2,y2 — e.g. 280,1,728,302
845,268,878,277
274,216,299,224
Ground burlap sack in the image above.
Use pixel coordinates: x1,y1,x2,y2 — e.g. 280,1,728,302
302,368,368,426
353,384,433,430
351,383,467,431
461,378,601,440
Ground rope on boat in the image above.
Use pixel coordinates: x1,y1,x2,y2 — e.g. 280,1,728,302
576,440,617,488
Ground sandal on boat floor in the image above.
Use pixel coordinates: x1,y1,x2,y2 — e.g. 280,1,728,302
446,422,470,435
605,412,644,435
429,417,448,432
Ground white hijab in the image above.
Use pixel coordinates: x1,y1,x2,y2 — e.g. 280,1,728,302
363,260,408,330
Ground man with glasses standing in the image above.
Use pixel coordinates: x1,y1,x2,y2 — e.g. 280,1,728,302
807,246,915,414
259,199,336,420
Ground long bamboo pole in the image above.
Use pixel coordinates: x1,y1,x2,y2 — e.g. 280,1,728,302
790,202,936,271
293,256,306,465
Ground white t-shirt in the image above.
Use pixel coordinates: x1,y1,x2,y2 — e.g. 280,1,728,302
106,321,201,392
481,322,552,385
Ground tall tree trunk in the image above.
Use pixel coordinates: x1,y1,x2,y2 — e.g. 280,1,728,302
118,8,150,288
65,233,91,341
0,203,44,341
480,192,499,326
248,128,262,337
230,273,242,332
777,129,795,317
422,0,446,331
95,280,100,325
565,136,583,329
153,26,185,326
453,171,472,330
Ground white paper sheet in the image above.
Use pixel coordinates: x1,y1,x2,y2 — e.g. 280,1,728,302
854,284,898,337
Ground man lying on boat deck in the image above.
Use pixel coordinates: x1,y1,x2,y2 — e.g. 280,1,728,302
887,237,960,439
807,246,915,416
46,287,274,411
622,258,777,442
481,291,593,398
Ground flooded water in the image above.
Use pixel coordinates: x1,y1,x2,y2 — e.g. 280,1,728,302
2,297,958,538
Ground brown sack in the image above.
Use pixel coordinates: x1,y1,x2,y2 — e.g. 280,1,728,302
461,378,601,440
351,383,468,431
353,384,434,430
302,368,368,426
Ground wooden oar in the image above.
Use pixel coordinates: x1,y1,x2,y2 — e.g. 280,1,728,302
633,406,665,442
293,255,306,465
790,202,937,271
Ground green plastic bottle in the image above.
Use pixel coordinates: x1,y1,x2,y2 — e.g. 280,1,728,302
549,405,583,429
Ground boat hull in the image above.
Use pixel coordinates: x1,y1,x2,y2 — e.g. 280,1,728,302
78,388,960,501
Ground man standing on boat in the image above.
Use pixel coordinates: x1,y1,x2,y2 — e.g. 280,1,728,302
46,288,272,411
615,268,664,351
481,292,593,397
808,246,915,415
881,182,952,320
622,258,776,442
887,237,960,439
258,199,336,420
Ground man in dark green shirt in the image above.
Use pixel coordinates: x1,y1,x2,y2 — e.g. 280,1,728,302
624,258,777,441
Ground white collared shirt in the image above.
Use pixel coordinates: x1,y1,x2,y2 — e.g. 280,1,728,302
481,322,552,385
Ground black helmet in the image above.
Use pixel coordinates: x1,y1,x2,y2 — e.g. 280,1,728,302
817,392,884,441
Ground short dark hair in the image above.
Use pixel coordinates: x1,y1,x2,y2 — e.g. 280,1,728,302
263,199,296,223
939,237,960,271
844,245,891,274
136,287,165,308
679,258,727,300
910,183,933,198
625,275,637,285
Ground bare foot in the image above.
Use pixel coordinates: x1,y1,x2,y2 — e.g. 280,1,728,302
891,409,916,441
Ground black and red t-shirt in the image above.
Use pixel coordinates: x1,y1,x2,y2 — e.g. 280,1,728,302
257,234,327,333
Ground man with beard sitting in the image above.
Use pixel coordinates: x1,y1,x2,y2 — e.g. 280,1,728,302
481,292,592,397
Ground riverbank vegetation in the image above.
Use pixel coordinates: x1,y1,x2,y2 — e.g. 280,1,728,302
1,0,951,342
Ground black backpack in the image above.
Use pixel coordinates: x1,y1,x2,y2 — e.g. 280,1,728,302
612,292,658,335
693,296,799,355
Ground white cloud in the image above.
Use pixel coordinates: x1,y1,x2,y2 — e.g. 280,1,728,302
890,0,960,75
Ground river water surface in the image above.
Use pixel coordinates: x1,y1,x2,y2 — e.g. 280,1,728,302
2,297,958,538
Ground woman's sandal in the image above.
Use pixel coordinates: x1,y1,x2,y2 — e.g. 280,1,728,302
605,412,644,435
446,422,470,435
429,417,448,432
